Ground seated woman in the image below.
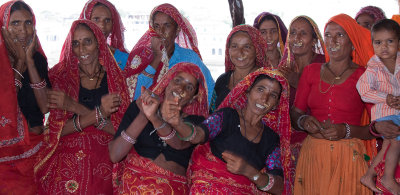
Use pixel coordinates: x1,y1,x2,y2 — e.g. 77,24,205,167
253,12,288,68
109,62,209,194
211,25,267,112
291,14,375,194
0,1,50,194
35,20,129,194
124,3,214,103
185,69,289,194
79,0,129,69
355,5,386,30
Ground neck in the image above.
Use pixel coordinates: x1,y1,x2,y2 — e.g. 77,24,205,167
80,62,100,75
166,43,175,58
242,106,263,126
234,65,257,78
329,57,353,72
295,51,315,73
382,58,397,73
266,48,281,67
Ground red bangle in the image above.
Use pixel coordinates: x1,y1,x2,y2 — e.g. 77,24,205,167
369,121,382,137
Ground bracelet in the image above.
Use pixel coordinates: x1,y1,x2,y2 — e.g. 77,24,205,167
176,122,195,141
12,68,24,79
76,115,83,132
96,119,107,130
121,130,136,144
72,115,81,132
258,173,275,191
14,79,22,89
344,123,351,139
30,79,47,89
95,106,107,130
149,121,167,135
159,129,176,141
369,121,382,137
297,115,309,130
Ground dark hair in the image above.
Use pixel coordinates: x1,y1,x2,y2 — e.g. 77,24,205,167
256,15,278,30
228,30,250,47
249,74,283,99
10,1,32,15
74,23,98,43
371,19,400,40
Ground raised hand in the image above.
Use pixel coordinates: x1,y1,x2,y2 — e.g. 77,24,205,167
160,96,181,127
222,151,252,176
47,90,75,111
387,94,400,110
2,27,26,71
100,93,121,118
25,29,37,61
140,86,160,122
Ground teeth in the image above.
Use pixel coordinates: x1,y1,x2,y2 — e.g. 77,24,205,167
237,57,246,61
172,91,182,99
294,42,303,47
256,103,265,109
267,42,273,45
81,55,89,59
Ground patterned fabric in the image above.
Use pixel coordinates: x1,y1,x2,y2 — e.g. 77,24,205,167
202,111,224,139
79,0,128,53
34,20,129,194
224,25,268,72
266,147,282,170
357,52,400,121
253,12,288,55
278,15,326,72
217,68,292,194
124,3,201,100
375,143,400,194
355,6,386,23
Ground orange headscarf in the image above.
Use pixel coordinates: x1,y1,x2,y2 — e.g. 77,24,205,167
324,14,374,66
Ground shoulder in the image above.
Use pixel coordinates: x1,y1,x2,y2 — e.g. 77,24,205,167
175,44,201,59
263,125,280,142
216,71,232,84
303,63,323,75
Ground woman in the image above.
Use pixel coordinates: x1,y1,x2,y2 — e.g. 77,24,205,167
35,20,129,194
0,1,50,194
186,68,290,194
124,3,214,103
253,12,288,68
79,0,129,69
355,6,386,30
291,14,375,194
211,25,268,112
109,62,209,194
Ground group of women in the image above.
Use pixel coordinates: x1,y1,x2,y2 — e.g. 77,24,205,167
1,0,399,194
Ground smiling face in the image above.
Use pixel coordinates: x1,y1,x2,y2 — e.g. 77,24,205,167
357,14,375,30
259,19,279,51
372,29,399,61
229,31,257,70
288,18,316,57
247,77,281,116
152,11,178,49
8,9,34,48
165,72,199,107
72,25,99,66
90,4,113,39
324,22,353,61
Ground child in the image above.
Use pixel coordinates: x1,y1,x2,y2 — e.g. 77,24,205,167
357,19,400,195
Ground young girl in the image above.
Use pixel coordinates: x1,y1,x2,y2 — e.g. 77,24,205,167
357,19,400,195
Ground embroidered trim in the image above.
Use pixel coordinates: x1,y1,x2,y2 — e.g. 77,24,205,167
65,180,79,193
0,141,42,163
0,107,26,147
0,116,11,127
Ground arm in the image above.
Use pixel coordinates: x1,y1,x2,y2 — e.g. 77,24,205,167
356,67,387,104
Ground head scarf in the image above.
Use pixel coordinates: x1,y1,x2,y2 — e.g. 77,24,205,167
79,0,127,53
0,0,46,160
279,15,326,72
224,25,268,72
355,6,386,23
151,62,208,118
124,3,201,100
392,15,400,25
218,68,292,194
324,14,374,66
253,12,288,54
34,19,130,172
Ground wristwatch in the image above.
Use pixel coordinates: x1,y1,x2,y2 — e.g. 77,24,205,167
252,173,261,181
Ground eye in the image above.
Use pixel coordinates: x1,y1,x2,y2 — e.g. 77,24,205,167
83,38,93,46
153,24,159,29
105,18,112,23
186,85,194,93
72,40,79,48
11,21,19,26
257,87,264,92
324,33,331,38
290,31,296,35
338,33,344,37
173,77,181,84
373,40,381,45
92,17,99,22
25,20,33,25
388,39,394,43
245,45,251,49
230,44,237,49
260,30,267,35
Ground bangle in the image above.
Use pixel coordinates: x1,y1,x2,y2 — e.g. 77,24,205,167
344,123,351,139
76,115,83,132
159,129,176,141
12,68,24,79
149,121,167,135
176,122,195,141
258,173,275,191
30,79,47,89
297,115,309,130
14,79,22,89
369,121,382,137
95,106,107,130
121,130,136,144
72,115,82,132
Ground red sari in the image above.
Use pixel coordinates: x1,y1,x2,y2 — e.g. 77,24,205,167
34,20,129,194
113,62,209,195
0,1,46,194
190,68,292,194
124,3,201,100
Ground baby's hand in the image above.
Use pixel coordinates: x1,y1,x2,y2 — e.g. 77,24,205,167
387,94,400,110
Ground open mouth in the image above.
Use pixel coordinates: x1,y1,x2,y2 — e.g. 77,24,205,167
329,45,340,52
293,42,303,47
172,91,185,99
80,55,89,59
255,103,266,109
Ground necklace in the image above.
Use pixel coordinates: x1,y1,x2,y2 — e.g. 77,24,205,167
319,63,351,94
79,65,101,81
240,108,262,143
325,62,351,80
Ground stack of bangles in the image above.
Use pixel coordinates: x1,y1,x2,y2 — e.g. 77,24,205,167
176,122,197,142
257,173,275,191
121,130,136,144
14,79,22,89
72,114,83,132
95,106,107,130
297,115,309,130
30,79,47,89
369,121,382,137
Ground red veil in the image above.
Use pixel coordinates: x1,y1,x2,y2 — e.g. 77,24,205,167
224,24,269,72
34,19,129,172
79,0,127,53
124,3,201,99
218,68,292,194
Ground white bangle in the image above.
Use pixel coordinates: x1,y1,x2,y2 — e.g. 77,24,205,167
121,130,136,145
297,115,309,130
12,68,24,79
344,123,351,139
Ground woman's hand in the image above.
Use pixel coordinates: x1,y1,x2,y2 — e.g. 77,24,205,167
160,96,182,127
2,27,26,71
140,87,160,122
47,90,75,111
302,115,323,134
25,30,37,62
278,64,299,88
151,36,164,59
375,120,400,139
222,151,253,176
100,93,121,118
319,119,346,141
